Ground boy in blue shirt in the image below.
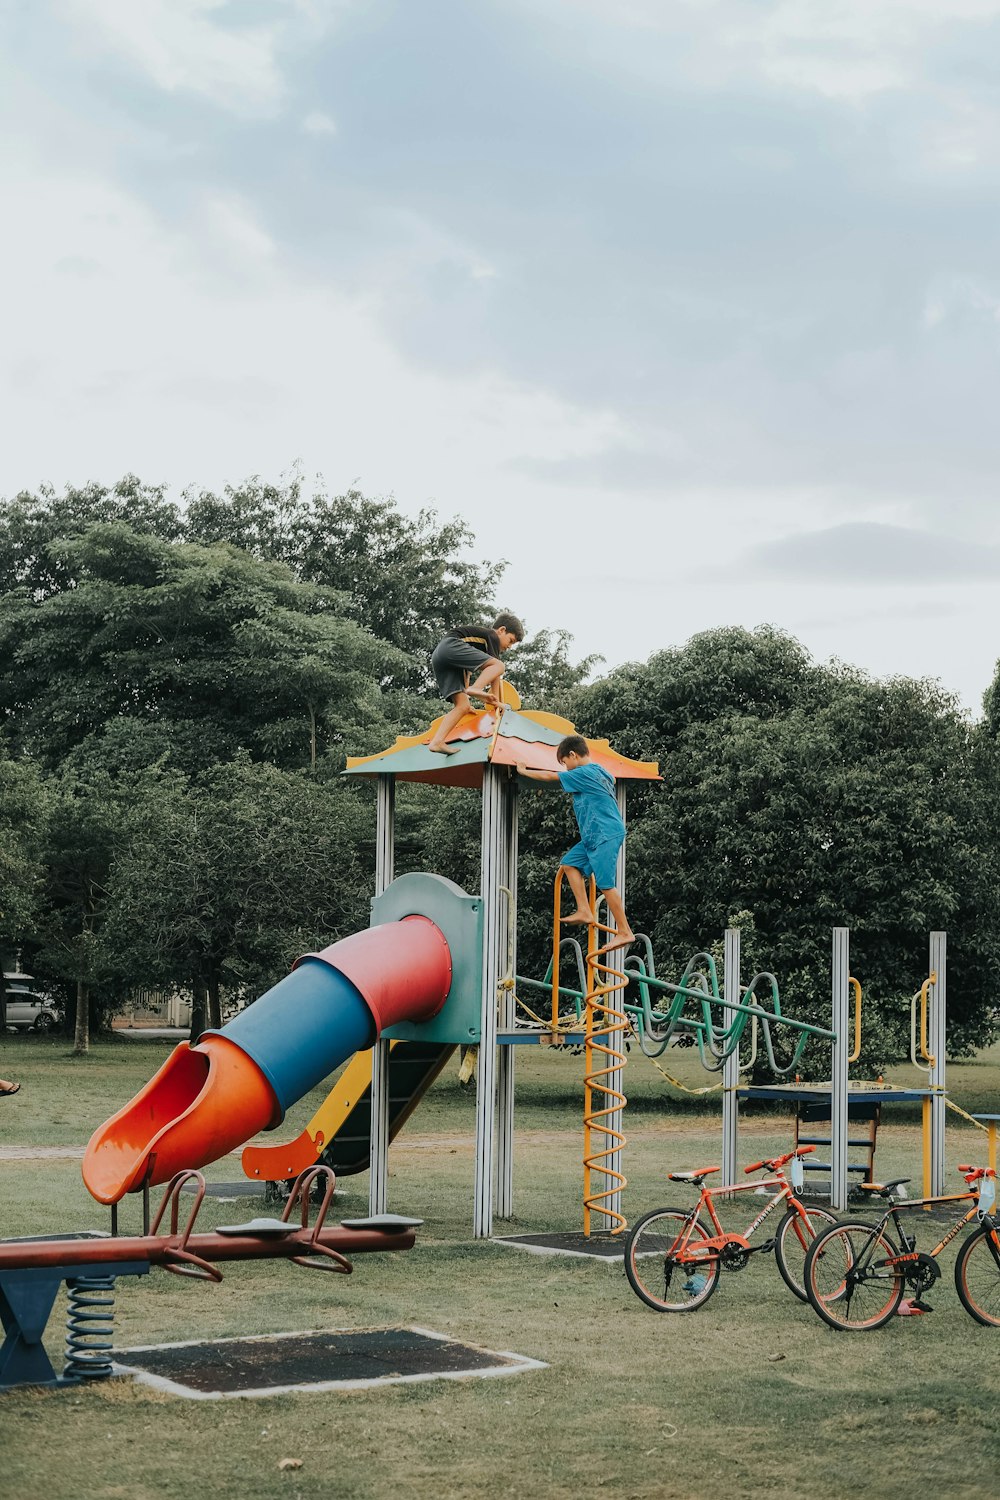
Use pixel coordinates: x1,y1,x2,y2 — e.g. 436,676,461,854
517,734,634,948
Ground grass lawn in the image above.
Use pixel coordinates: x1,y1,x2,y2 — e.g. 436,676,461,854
1,1031,999,1500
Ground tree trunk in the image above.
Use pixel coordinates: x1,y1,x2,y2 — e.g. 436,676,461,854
73,978,90,1055
189,982,208,1041
308,703,317,771
207,973,222,1031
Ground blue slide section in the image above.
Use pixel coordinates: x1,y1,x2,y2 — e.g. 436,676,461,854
202,959,376,1121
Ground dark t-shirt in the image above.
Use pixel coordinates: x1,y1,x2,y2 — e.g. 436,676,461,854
446,625,502,659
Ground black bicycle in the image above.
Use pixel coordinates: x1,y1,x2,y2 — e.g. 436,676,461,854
803,1165,1000,1331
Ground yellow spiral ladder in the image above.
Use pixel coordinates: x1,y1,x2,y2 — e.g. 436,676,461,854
552,867,628,1236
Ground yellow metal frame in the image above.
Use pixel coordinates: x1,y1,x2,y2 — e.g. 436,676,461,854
911,972,937,1071
848,976,862,1064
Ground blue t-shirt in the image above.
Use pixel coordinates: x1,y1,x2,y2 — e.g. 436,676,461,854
558,763,625,849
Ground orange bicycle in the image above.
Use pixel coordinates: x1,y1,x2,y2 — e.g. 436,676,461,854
624,1145,837,1311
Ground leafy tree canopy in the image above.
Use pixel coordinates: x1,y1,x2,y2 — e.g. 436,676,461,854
529,627,999,1065
0,524,407,772
101,759,375,1012
184,477,507,691
0,476,183,598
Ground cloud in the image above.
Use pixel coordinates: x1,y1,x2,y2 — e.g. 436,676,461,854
746,523,1000,582
58,0,340,115
517,1,1000,104
301,111,338,136
8,0,1000,715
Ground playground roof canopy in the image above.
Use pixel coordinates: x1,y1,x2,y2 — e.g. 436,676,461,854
345,704,660,788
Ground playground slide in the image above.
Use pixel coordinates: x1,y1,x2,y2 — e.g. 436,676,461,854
241,1039,457,1183
82,917,453,1205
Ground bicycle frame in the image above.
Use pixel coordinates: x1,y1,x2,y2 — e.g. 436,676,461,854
669,1171,812,1261
849,1188,982,1279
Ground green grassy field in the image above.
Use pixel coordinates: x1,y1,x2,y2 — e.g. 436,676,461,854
1,1032,999,1500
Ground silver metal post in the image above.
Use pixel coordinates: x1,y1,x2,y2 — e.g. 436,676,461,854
721,928,741,1191
495,775,518,1219
830,927,850,1211
595,781,628,1231
368,775,395,1215
474,765,505,1237
929,931,947,1196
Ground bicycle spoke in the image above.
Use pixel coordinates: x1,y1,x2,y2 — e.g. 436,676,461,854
624,1208,721,1312
956,1225,1000,1327
774,1204,838,1301
806,1222,903,1331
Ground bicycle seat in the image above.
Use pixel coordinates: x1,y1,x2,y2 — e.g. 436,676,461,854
668,1166,721,1182
858,1178,910,1198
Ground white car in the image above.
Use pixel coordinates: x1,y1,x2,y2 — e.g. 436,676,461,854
4,987,58,1033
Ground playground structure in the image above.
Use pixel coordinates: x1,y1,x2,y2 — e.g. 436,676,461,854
0,1166,419,1390
77,683,992,1241
78,687,658,1239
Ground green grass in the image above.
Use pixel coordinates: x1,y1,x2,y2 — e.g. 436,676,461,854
2,1034,1000,1500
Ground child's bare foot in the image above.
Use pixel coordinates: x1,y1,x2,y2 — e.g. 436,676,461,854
604,929,635,951
427,741,461,755
562,909,597,925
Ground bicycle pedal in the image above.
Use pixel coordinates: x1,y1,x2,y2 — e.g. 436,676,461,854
756,1238,776,1254
897,1298,933,1316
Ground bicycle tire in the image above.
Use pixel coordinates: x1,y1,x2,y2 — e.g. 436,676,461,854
774,1204,839,1302
624,1207,720,1312
954,1223,1000,1327
804,1220,904,1331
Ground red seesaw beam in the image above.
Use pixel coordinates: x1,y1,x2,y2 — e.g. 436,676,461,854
0,1166,417,1281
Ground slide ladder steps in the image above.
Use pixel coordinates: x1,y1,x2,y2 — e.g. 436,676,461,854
319,1040,455,1176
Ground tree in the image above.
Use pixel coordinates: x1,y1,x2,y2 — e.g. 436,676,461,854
101,760,375,1037
184,478,506,692
33,763,131,1053
0,476,183,599
539,627,1000,1070
0,752,49,1031
0,524,407,772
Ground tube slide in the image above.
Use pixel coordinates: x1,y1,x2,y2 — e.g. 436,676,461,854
82,916,452,1204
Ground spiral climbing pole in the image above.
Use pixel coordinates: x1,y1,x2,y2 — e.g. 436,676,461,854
583,909,629,1235
551,867,629,1236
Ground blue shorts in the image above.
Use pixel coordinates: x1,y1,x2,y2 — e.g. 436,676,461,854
561,835,623,893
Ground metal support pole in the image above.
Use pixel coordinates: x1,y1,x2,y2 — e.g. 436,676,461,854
929,931,947,1197
721,928,741,1191
830,927,850,1211
368,775,395,1215
595,783,628,1230
474,765,505,1237
495,776,518,1219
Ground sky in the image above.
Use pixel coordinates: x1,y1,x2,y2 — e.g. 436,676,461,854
3,0,1000,712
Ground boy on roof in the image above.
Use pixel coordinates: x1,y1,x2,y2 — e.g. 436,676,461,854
427,613,525,755
517,734,634,949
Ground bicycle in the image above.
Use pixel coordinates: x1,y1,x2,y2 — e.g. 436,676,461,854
803,1165,999,1331
624,1145,838,1311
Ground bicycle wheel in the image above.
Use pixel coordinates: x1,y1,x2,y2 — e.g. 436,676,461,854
774,1204,839,1302
624,1207,720,1312
804,1221,904,1331
955,1223,1000,1327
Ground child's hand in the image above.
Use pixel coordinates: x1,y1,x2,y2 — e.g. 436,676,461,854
515,762,527,775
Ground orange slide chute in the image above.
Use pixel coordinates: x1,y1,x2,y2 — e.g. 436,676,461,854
83,1034,279,1205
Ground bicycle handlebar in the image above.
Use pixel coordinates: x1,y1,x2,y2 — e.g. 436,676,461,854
958,1164,996,1183
744,1145,816,1174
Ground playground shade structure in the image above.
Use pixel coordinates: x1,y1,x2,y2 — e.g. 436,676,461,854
82,917,452,1204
